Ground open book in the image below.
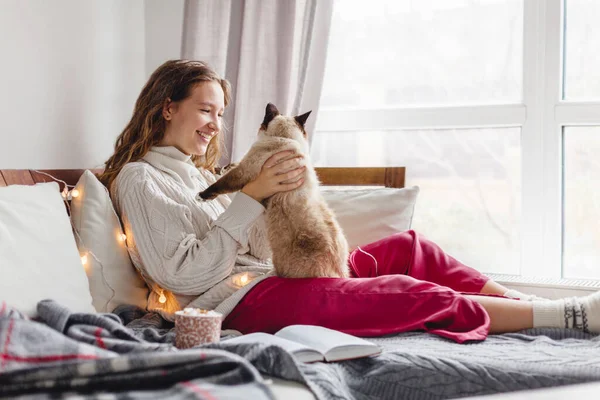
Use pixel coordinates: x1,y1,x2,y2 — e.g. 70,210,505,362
223,325,382,363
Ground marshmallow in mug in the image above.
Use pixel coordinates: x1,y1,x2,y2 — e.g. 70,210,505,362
180,307,221,317
175,307,223,349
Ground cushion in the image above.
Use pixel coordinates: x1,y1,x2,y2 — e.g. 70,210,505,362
70,170,148,313
321,186,420,250
0,182,95,317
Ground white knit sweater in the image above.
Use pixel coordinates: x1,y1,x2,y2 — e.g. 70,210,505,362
111,146,274,320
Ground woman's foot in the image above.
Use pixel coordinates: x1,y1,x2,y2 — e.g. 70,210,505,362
503,289,549,302
533,291,600,333
479,281,548,301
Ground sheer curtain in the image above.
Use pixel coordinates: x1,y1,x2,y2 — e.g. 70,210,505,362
182,0,333,164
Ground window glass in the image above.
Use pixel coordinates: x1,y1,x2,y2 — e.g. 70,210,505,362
563,126,600,279
321,0,524,108
563,0,600,100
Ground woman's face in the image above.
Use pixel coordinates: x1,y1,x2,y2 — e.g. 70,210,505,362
161,81,225,156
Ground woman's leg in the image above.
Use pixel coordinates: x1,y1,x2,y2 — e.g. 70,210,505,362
349,230,499,294
471,290,600,334
465,295,533,333
225,275,600,339
350,231,555,302
479,280,512,296
224,275,490,343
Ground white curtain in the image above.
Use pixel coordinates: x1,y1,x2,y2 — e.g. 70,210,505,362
182,0,334,164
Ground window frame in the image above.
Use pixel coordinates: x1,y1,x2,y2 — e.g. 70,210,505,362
315,0,600,282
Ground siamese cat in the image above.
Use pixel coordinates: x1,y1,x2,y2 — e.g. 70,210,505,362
196,103,349,278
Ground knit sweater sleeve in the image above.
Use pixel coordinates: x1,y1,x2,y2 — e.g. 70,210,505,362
114,165,265,295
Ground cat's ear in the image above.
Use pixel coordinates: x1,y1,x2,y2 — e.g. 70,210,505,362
262,103,280,128
295,110,312,127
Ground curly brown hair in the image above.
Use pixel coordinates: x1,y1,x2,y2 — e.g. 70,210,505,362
98,59,231,189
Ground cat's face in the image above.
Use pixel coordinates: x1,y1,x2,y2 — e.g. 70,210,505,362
258,103,311,146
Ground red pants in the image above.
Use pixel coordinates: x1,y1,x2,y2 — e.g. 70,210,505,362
223,230,491,343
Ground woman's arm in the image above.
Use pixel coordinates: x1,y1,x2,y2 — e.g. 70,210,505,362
115,165,265,296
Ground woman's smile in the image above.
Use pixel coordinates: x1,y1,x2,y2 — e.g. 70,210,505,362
196,130,214,142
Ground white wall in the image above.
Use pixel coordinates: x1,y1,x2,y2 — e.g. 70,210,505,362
144,0,185,77
0,0,146,169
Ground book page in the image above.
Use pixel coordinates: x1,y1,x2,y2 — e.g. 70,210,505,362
222,332,324,363
275,325,381,362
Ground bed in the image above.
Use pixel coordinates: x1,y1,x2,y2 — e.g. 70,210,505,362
2,167,600,400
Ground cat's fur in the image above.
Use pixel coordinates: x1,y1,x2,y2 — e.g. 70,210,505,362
196,103,349,278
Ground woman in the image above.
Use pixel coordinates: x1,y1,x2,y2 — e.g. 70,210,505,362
100,60,600,343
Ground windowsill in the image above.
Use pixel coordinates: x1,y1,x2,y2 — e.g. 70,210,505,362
485,273,600,299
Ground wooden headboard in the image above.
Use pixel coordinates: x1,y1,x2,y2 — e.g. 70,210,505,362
0,169,104,191
0,167,405,189
314,167,405,188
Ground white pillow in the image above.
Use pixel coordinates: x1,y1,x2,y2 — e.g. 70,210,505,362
70,170,148,313
0,182,95,317
321,186,420,250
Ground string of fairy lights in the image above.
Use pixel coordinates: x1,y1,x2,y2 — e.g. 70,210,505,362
32,170,258,307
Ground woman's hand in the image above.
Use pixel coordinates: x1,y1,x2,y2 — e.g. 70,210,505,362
241,151,305,202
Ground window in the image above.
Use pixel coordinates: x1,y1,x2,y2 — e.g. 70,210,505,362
314,0,600,281
563,0,600,100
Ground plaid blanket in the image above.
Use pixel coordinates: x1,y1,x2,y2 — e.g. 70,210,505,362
4,299,600,400
0,300,277,399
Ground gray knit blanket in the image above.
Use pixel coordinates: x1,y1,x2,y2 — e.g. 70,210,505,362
3,300,600,399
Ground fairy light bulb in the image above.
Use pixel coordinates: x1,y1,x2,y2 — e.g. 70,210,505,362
158,292,167,304
240,274,248,285
70,189,80,198
80,254,88,265
118,233,127,242
61,188,69,199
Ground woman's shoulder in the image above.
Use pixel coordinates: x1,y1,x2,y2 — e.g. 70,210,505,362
115,161,153,187
113,161,167,201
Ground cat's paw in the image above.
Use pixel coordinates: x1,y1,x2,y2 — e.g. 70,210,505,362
196,191,215,201
215,163,238,176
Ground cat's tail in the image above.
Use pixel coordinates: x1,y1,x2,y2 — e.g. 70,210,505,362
355,246,378,277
